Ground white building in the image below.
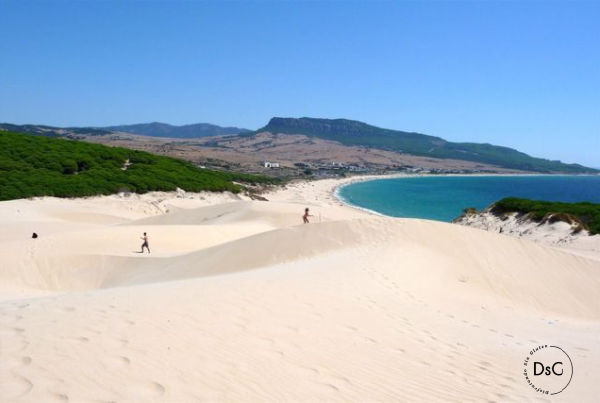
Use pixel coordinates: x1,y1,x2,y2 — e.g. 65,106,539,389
263,161,280,168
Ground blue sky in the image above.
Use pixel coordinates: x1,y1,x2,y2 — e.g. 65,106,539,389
1,1,598,167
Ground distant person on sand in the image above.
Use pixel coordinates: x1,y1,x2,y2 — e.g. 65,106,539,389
140,232,150,253
303,208,313,224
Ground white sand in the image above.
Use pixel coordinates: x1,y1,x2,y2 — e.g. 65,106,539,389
1,181,599,402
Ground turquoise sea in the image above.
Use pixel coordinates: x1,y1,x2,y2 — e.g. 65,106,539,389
337,175,600,222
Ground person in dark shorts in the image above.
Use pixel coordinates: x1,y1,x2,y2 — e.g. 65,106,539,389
303,208,313,224
140,232,150,253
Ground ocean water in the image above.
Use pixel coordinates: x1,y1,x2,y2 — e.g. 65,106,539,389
337,175,600,222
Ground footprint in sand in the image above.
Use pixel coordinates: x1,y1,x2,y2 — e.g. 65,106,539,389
271,350,285,358
319,383,340,393
52,392,69,402
331,375,353,386
298,366,320,376
233,322,247,331
128,381,166,398
4,373,33,399
104,355,131,368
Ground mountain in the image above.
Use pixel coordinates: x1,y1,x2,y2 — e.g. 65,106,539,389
0,122,250,139
257,117,597,173
2,118,596,173
104,122,250,138
0,123,112,137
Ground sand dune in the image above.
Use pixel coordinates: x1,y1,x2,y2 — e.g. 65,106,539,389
1,183,599,401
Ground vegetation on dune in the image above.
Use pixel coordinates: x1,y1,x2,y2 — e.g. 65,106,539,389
491,197,600,235
257,117,597,173
0,131,276,201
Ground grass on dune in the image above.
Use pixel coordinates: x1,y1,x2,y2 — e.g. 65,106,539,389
492,197,600,235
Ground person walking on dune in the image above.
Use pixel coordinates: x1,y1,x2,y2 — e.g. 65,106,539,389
140,232,150,254
303,207,313,224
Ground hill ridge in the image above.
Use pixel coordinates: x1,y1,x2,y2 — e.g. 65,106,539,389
104,122,250,138
0,121,251,139
256,116,596,173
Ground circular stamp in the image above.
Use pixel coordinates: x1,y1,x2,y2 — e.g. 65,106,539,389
523,345,573,395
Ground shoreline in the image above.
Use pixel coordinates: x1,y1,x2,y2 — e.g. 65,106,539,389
270,174,600,261
281,171,599,216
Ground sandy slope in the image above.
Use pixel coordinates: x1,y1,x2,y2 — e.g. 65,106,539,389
1,183,599,402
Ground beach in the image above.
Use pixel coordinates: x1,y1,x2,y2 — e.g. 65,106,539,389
1,178,599,402
334,174,600,261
